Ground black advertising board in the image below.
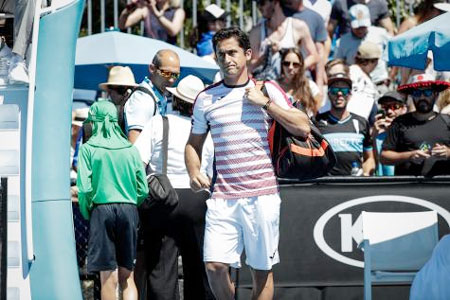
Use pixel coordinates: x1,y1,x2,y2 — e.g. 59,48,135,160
235,177,450,299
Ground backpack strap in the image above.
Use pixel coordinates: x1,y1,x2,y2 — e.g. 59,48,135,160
82,122,92,142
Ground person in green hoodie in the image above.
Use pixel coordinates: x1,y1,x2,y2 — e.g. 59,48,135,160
77,100,148,300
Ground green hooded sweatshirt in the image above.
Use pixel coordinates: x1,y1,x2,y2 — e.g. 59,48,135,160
76,101,148,220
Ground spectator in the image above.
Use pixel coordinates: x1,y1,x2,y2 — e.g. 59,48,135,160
381,74,450,176
348,41,381,125
0,0,36,84
277,48,322,116
76,100,148,300
318,58,349,113
437,88,450,115
248,0,318,80
372,91,407,176
124,49,180,143
193,4,227,61
314,73,375,176
334,4,391,91
280,0,328,90
186,27,310,300
328,0,394,38
99,66,138,107
134,75,215,300
119,0,185,45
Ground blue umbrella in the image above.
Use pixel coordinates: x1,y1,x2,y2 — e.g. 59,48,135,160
75,31,219,90
388,12,450,71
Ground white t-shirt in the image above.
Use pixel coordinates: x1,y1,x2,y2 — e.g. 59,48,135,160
192,79,292,200
348,64,378,120
134,114,214,189
304,0,332,27
124,79,165,131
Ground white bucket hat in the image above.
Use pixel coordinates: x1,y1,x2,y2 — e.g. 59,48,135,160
166,75,205,103
99,66,138,91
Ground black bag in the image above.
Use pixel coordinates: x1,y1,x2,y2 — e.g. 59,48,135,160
140,116,178,211
255,79,336,180
268,121,336,180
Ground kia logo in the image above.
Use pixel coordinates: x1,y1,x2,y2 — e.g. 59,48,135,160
313,195,450,268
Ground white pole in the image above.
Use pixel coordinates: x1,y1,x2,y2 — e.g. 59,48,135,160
114,0,118,29
239,0,244,29
101,0,105,32
193,0,198,28
226,0,231,27
87,0,92,35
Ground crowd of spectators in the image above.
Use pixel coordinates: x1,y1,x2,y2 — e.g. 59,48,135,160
3,0,450,299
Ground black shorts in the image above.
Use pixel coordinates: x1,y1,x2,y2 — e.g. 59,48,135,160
87,203,139,273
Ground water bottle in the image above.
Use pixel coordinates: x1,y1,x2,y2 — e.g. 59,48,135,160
351,161,363,176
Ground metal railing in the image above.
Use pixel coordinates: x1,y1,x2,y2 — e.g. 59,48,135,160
83,0,261,48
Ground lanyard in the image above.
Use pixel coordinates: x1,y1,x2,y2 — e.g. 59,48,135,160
145,77,167,116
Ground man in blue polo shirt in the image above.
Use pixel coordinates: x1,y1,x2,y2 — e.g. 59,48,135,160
314,72,375,176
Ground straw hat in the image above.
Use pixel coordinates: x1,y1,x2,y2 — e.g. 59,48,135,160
356,41,381,60
99,66,138,91
398,73,450,94
72,107,89,127
166,75,205,103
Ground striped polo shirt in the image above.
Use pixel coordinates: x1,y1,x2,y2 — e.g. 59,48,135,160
191,79,292,200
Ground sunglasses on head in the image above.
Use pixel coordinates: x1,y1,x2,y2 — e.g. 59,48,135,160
282,61,301,68
381,103,403,110
411,89,434,98
157,68,180,80
329,87,351,96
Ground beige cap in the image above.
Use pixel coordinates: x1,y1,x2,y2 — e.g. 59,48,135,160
356,41,381,60
166,75,205,104
99,66,138,91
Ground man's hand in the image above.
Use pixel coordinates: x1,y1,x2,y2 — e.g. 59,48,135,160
149,0,164,17
373,115,393,135
189,172,211,192
245,87,269,107
409,150,431,163
431,143,450,160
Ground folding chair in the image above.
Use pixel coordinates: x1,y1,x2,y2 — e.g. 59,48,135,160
359,211,438,300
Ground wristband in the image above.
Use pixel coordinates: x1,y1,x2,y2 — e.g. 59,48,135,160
262,98,272,111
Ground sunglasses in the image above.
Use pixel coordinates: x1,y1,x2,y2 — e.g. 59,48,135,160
360,59,378,66
381,103,403,110
109,86,129,94
329,87,351,96
411,89,434,98
157,68,180,80
282,61,301,68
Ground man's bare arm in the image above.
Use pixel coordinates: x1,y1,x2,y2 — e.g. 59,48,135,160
128,129,142,144
185,133,210,191
381,149,430,165
294,21,319,69
378,17,395,36
362,150,375,176
245,87,310,138
119,6,147,30
248,25,264,73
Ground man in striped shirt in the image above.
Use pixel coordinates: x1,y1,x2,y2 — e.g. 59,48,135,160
185,27,310,300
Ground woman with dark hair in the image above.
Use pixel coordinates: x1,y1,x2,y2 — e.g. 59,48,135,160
277,48,322,117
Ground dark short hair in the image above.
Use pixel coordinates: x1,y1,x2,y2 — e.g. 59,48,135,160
212,27,251,53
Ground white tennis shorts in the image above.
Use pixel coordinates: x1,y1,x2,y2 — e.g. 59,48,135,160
203,193,281,270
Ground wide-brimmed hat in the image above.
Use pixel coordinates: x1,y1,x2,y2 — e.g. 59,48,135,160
378,91,406,105
349,4,371,28
398,73,450,94
204,4,228,21
328,72,352,87
99,66,138,91
72,107,89,127
356,41,381,60
434,0,450,12
166,75,205,103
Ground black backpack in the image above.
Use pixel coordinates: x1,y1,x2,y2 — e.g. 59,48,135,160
82,86,157,142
